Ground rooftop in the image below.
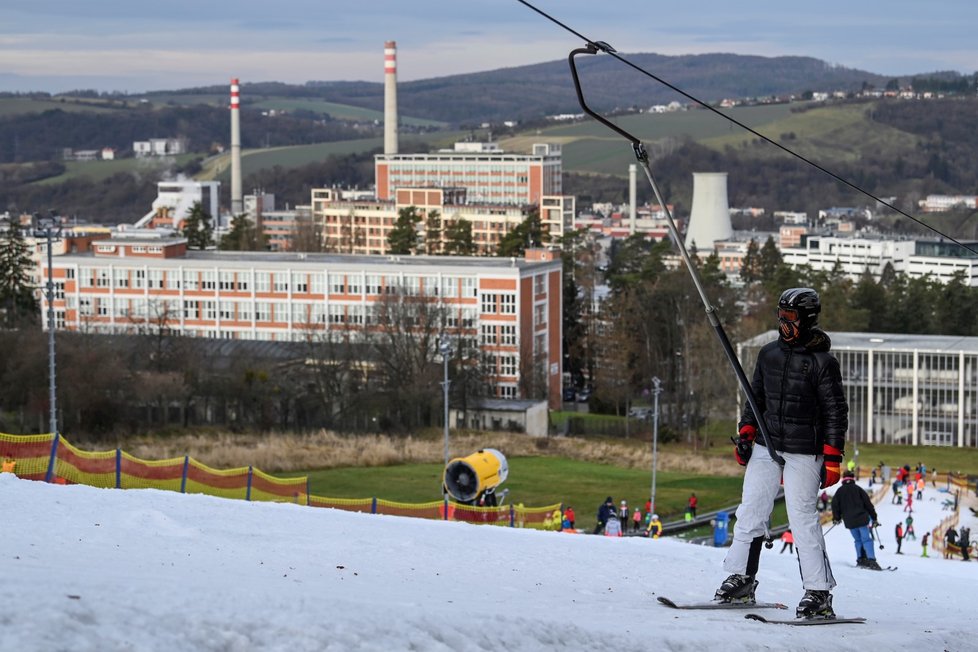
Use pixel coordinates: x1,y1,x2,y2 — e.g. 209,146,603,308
744,330,978,354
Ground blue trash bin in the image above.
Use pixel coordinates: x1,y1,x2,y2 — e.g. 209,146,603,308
713,510,729,547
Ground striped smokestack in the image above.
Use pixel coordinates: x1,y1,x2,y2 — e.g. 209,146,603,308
230,77,243,216
384,41,399,155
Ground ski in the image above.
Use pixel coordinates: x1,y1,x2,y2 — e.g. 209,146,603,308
657,596,787,610
854,565,897,571
745,613,866,626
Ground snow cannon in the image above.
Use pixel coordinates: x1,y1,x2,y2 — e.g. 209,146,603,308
443,449,509,504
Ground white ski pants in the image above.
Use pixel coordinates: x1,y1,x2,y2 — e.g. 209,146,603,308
723,445,836,591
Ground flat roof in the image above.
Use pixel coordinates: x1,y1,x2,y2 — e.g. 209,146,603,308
744,330,978,354
55,250,562,273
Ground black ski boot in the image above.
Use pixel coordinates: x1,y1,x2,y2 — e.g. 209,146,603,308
714,573,758,603
796,590,834,618
856,554,867,567
862,559,883,571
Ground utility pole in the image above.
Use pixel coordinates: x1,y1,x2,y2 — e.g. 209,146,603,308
34,212,62,437
650,376,662,514
439,338,453,498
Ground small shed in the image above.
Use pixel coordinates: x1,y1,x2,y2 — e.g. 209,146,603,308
452,398,549,437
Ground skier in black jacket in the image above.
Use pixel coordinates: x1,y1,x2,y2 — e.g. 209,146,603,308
831,470,882,570
715,288,848,619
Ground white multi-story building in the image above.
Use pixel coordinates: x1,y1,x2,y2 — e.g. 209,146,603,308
134,180,221,231
781,236,978,285
919,195,978,213
41,235,565,407
133,138,186,157
739,331,978,448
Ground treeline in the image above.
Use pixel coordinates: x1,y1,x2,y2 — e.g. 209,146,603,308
563,231,978,439
0,294,502,441
0,105,377,164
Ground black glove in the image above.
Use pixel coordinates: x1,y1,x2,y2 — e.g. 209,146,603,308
833,520,841,525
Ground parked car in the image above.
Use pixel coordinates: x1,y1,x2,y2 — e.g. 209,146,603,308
628,407,653,419
562,387,577,402
575,389,592,403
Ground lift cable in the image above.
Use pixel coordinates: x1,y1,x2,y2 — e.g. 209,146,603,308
515,0,978,257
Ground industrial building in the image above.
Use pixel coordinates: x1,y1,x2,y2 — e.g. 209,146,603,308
374,142,563,206
309,187,575,256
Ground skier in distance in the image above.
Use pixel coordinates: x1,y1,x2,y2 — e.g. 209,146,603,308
831,469,882,570
715,288,848,619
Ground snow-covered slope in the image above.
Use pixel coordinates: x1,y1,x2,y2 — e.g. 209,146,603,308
1,471,975,652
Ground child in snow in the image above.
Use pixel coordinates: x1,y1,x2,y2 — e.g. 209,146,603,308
632,507,642,532
645,514,663,539
905,515,916,540
780,530,794,554
895,523,904,554
921,532,929,558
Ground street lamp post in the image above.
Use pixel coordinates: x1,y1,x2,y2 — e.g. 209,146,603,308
34,213,61,437
650,376,662,514
439,338,452,496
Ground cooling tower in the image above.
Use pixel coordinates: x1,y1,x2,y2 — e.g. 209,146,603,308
684,172,732,251
230,78,243,216
384,41,399,155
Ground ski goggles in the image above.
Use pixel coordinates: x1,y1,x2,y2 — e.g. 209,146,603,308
777,308,800,322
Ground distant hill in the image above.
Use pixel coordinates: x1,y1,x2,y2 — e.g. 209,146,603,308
231,53,898,125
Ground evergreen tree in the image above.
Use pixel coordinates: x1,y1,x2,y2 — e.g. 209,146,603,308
740,238,761,285
758,236,783,281
0,219,39,327
444,218,476,255
424,210,442,255
182,202,214,250
497,208,546,258
387,206,422,255
219,214,264,251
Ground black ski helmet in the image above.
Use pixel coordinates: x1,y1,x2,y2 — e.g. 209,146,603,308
777,287,820,342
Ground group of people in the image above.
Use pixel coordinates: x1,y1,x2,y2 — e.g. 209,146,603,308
587,493,697,538
944,525,973,560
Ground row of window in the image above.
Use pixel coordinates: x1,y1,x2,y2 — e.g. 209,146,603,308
72,298,482,329
74,268,490,298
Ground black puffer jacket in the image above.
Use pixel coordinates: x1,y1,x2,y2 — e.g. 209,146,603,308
739,328,848,455
831,479,877,528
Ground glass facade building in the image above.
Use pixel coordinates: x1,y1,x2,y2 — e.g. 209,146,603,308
738,332,978,448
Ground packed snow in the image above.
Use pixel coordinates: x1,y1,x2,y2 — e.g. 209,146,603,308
1,469,976,652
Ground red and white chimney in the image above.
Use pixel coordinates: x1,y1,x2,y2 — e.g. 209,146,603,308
384,41,399,155
230,77,243,216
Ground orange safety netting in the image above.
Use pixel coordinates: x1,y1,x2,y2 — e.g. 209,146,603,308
0,432,561,528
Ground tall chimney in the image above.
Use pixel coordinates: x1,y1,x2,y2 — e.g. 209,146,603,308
685,172,733,251
230,77,243,216
384,41,399,155
629,164,637,235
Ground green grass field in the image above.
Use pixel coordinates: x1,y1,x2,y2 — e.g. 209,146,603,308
250,98,447,128
282,437,978,532
0,97,126,117
286,456,745,531
33,154,201,186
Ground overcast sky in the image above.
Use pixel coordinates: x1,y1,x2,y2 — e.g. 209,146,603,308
2,1,976,93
